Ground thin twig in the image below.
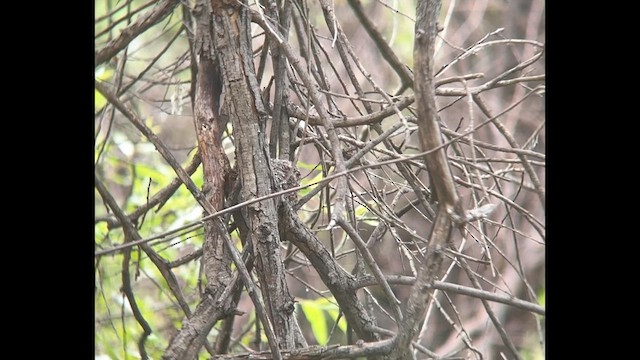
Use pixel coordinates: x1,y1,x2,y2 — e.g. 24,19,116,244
458,258,523,360
96,151,202,229
354,275,544,315
96,0,180,66
250,7,350,225
336,218,403,323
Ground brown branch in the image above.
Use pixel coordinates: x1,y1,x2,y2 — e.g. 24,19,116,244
286,97,415,128
390,1,463,358
96,0,152,24
213,2,302,354
293,122,406,210
97,70,235,359
264,0,293,159
336,218,403,323
250,7,349,225
473,94,546,209
122,249,152,360
117,26,186,96
95,175,164,359
353,275,545,316
317,0,416,170
170,3,235,359
318,0,376,117
414,11,461,215
95,221,203,258
95,0,156,39
96,106,545,258
95,128,489,258
453,177,545,238
211,339,394,360
285,73,540,129
95,80,209,210
95,0,180,67
458,258,523,360
192,0,230,287
95,0,544,358
391,210,451,360
441,126,544,160
164,1,287,357
278,203,380,342
368,326,439,358
95,151,202,230
162,294,236,360
96,177,194,322
346,0,413,90
436,38,543,78
168,248,203,268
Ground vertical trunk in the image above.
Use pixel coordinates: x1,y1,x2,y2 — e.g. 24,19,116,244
162,1,234,358
211,0,302,350
264,0,292,160
195,56,231,292
193,0,233,308
194,50,233,292
391,1,461,358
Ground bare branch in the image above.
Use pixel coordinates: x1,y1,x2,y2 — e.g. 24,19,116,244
212,339,395,360
95,176,153,359
95,151,202,230
250,7,349,225
459,258,523,360
391,1,464,358
336,218,403,323
95,0,545,357
95,80,209,210
95,0,180,67
278,202,380,342
354,275,544,315
346,0,413,90
473,94,545,209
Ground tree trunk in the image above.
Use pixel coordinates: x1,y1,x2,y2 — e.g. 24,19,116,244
390,1,461,358
211,0,305,350
162,0,234,358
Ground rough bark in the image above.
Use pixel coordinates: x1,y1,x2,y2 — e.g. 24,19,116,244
211,339,395,359
212,0,303,350
278,203,380,343
162,0,233,358
192,5,232,296
250,10,349,224
263,0,293,160
96,0,546,358
390,1,463,358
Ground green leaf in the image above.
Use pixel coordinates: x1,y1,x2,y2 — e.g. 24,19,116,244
325,305,348,334
315,297,347,334
95,90,107,112
354,203,379,227
298,298,347,345
299,299,329,345
95,222,109,244
296,161,321,171
298,170,324,198
95,67,114,112
96,66,114,81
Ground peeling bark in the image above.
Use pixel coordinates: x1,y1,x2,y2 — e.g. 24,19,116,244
212,0,303,350
162,0,233,358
